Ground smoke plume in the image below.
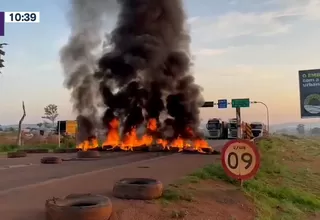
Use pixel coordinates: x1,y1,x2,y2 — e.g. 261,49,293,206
61,0,204,142
60,0,118,142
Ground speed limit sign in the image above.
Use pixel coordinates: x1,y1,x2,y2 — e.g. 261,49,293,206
221,139,260,181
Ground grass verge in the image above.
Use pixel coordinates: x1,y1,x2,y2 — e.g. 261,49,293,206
162,135,320,220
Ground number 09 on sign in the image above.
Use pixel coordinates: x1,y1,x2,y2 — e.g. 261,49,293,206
221,139,260,181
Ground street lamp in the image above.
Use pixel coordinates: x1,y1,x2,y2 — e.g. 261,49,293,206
251,101,270,132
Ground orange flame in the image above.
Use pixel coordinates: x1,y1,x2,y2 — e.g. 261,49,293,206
77,118,212,153
77,138,99,151
102,118,120,147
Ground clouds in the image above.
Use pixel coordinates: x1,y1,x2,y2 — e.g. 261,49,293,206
193,48,227,56
190,0,320,44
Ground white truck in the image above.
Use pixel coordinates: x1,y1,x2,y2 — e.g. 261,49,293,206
250,122,265,138
227,118,238,139
205,118,226,139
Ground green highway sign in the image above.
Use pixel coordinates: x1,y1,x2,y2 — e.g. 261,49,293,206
232,98,250,108
201,101,214,107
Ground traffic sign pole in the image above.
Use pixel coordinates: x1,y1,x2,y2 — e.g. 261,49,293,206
236,107,241,138
58,121,61,148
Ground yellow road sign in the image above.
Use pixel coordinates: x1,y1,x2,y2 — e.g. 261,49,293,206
66,120,77,134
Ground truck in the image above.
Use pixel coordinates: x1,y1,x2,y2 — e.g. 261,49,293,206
205,118,227,139
250,122,265,138
227,118,238,139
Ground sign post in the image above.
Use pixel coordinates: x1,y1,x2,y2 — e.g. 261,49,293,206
235,107,241,138
221,139,260,186
298,69,320,118
58,121,61,148
232,98,250,139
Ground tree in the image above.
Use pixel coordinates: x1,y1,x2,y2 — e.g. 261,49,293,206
43,121,52,128
37,122,43,128
296,124,305,135
16,101,26,146
42,104,58,126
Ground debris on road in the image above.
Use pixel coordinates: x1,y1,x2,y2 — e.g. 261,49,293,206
45,194,112,220
40,157,62,164
7,151,27,158
113,178,163,200
77,150,101,159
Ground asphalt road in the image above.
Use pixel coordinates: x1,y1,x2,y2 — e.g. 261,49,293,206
0,139,228,193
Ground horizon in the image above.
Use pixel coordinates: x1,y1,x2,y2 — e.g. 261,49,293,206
1,0,320,125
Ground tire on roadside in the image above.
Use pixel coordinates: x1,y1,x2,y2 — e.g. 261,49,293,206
132,145,149,152
45,194,112,220
77,151,101,158
41,156,62,164
113,178,163,200
23,148,49,153
7,151,27,158
53,148,67,153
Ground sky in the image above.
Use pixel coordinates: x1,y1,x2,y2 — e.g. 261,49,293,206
0,0,320,126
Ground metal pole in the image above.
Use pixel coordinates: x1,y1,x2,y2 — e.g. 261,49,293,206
252,101,269,132
58,121,61,148
236,107,241,138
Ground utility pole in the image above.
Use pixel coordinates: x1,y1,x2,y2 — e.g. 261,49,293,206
0,43,8,74
251,101,270,132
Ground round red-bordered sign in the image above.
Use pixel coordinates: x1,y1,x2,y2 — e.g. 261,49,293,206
221,139,260,181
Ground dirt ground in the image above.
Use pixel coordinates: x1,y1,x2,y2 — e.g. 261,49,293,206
109,180,254,220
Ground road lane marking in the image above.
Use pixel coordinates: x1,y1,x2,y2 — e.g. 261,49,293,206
0,154,178,195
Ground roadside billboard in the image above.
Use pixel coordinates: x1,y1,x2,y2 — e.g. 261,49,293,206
298,69,320,118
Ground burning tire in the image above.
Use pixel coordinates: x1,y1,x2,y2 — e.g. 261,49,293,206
182,147,198,154
7,151,27,158
132,145,149,152
148,145,164,152
41,156,62,164
45,194,112,220
88,147,105,151
113,178,163,200
169,146,181,152
77,151,101,158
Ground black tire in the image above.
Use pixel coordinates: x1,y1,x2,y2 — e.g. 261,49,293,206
45,194,112,220
200,147,213,154
23,148,49,153
169,146,181,152
182,148,198,154
148,145,164,152
132,145,149,152
41,157,62,164
66,148,80,153
7,151,27,158
113,178,163,200
77,151,101,158
53,148,79,153
53,148,67,153
88,147,102,151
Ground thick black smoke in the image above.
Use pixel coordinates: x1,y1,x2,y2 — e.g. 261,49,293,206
60,0,118,142
62,0,204,142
